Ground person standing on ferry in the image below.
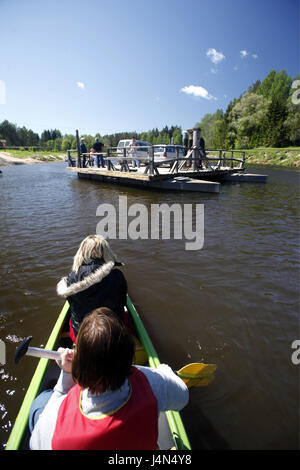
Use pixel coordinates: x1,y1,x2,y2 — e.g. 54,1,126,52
130,137,140,168
93,138,105,168
80,138,87,167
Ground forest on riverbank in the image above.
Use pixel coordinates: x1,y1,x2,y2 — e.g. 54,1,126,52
0,70,299,156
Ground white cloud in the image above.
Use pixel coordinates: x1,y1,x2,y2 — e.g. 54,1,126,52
233,65,238,71
240,50,249,58
206,48,225,64
240,50,258,60
76,81,85,89
210,67,217,74
181,85,217,100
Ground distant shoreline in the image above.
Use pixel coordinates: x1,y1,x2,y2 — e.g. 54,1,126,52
0,147,299,168
0,151,66,166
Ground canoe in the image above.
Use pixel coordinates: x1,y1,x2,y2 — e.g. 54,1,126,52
6,295,191,450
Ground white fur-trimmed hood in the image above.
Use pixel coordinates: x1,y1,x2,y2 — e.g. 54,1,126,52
56,261,115,298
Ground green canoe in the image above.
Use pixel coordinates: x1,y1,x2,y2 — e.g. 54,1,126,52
6,295,191,450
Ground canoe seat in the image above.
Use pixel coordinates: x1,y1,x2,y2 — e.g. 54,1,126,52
132,335,148,365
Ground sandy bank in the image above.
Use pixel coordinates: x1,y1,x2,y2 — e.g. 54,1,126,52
0,152,65,166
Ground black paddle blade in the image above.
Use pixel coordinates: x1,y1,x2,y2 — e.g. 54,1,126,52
14,336,33,364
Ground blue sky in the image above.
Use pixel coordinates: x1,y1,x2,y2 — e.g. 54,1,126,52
0,0,299,137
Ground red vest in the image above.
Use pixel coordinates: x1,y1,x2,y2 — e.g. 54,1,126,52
51,367,158,450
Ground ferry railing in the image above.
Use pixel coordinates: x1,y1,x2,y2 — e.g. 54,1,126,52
205,149,246,169
67,146,245,175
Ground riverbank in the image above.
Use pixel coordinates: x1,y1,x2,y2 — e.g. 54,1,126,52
243,147,300,167
0,150,66,166
208,147,300,167
1,147,299,168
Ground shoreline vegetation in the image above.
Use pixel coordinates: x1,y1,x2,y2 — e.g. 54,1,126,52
209,147,300,167
0,147,299,168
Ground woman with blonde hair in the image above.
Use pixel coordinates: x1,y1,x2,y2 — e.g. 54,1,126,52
57,235,127,342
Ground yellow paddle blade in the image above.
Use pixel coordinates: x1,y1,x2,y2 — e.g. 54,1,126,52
181,374,216,388
177,363,217,379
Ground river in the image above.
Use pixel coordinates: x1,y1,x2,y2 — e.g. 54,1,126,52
0,161,299,450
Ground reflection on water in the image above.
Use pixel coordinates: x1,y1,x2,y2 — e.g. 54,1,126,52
0,162,299,449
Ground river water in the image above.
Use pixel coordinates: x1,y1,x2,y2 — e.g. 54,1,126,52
0,162,299,450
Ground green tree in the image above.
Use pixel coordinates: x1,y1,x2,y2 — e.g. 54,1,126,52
26,129,39,146
41,130,52,143
17,126,29,146
54,137,62,151
194,109,225,148
223,100,238,149
211,119,226,148
258,70,292,102
247,80,261,94
262,96,288,147
51,129,62,140
228,92,268,148
0,120,19,145
257,70,277,98
45,139,53,150
62,135,76,151
172,128,182,145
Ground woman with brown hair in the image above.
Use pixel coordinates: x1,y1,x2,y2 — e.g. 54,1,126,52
29,308,189,450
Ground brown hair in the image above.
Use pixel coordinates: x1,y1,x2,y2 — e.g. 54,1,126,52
71,307,134,394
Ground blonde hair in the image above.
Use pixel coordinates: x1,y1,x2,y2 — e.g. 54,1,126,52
72,235,121,273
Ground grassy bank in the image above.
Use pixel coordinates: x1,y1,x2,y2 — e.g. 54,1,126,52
243,147,300,167
207,147,300,168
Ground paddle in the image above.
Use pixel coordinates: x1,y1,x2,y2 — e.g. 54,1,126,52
14,336,61,364
177,363,217,387
14,336,216,388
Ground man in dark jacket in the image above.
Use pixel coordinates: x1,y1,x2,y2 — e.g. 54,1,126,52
93,138,105,168
80,138,88,167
